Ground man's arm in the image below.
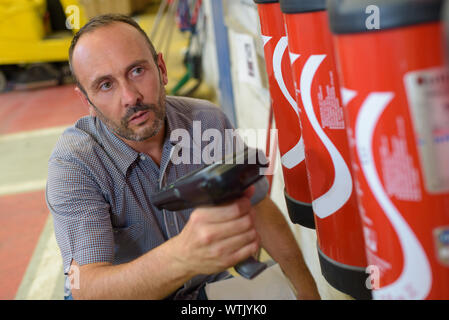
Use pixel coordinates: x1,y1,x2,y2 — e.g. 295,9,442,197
70,239,192,300
71,192,259,300
253,196,321,300
48,154,260,300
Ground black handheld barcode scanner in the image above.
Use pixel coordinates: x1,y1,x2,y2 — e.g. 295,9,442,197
151,148,269,279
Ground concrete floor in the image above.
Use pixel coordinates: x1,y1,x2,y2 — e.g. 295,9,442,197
0,86,85,299
0,5,216,300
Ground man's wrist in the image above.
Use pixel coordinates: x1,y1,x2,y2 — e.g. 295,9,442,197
164,234,197,280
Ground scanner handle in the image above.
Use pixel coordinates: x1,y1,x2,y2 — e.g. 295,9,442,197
234,257,267,279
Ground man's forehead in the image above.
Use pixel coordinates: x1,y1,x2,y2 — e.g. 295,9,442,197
80,21,146,43
72,22,154,83
74,22,150,58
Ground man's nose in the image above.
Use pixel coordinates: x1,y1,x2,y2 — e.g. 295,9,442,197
120,81,143,107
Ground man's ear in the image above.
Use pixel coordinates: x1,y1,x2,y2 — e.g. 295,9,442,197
74,86,96,117
156,53,168,86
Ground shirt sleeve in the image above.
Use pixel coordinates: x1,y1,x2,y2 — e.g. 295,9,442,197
46,157,114,274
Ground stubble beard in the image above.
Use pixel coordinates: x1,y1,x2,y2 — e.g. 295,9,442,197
93,90,166,142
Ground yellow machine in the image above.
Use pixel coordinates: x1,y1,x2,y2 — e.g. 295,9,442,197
0,0,85,64
0,0,87,91
0,0,155,92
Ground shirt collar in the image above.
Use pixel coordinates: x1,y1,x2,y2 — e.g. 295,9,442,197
96,118,140,175
164,96,194,146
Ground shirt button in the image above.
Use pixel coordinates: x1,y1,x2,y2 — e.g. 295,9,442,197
140,155,146,161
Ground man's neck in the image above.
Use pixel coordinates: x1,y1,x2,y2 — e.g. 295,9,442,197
119,120,167,167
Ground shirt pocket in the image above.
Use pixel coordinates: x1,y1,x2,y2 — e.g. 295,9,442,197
112,223,145,264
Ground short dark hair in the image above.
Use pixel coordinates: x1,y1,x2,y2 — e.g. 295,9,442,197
69,14,158,93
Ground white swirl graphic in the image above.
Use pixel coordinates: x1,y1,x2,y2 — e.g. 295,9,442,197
261,35,272,47
289,52,300,65
300,55,353,219
269,36,304,169
341,88,357,106
273,36,299,117
281,137,305,169
355,92,432,299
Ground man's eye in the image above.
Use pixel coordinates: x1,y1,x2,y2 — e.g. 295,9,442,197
132,67,144,76
100,82,112,91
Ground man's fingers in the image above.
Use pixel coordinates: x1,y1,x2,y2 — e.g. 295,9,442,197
211,228,259,260
226,235,260,266
204,211,256,242
195,196,253,223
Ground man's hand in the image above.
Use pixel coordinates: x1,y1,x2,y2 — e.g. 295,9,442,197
172,186,260,277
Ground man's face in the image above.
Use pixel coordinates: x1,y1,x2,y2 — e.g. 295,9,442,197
72,22,168,142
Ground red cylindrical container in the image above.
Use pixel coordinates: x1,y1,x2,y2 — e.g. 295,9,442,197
281,0,370,299
254,0,314,229
444,0,449,63
329,0,449,299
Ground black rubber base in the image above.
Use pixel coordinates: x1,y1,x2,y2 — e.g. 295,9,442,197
284,190,315,229
317,245,372,300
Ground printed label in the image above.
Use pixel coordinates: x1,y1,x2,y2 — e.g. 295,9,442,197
379,117,422,202
234,32,262,86
363,226,378,252
317,71,345,130
404,67,449,194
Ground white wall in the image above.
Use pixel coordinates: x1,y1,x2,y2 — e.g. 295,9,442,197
200,0,220,92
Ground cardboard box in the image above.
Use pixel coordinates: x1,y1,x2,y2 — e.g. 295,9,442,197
79,0,99,19
80,0,156,19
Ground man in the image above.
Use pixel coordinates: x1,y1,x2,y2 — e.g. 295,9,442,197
46,14,320,300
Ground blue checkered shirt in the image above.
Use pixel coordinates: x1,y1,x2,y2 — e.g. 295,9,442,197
46,96,268,299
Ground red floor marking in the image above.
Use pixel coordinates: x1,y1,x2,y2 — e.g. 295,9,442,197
0,191,50,299
0,85,88,135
